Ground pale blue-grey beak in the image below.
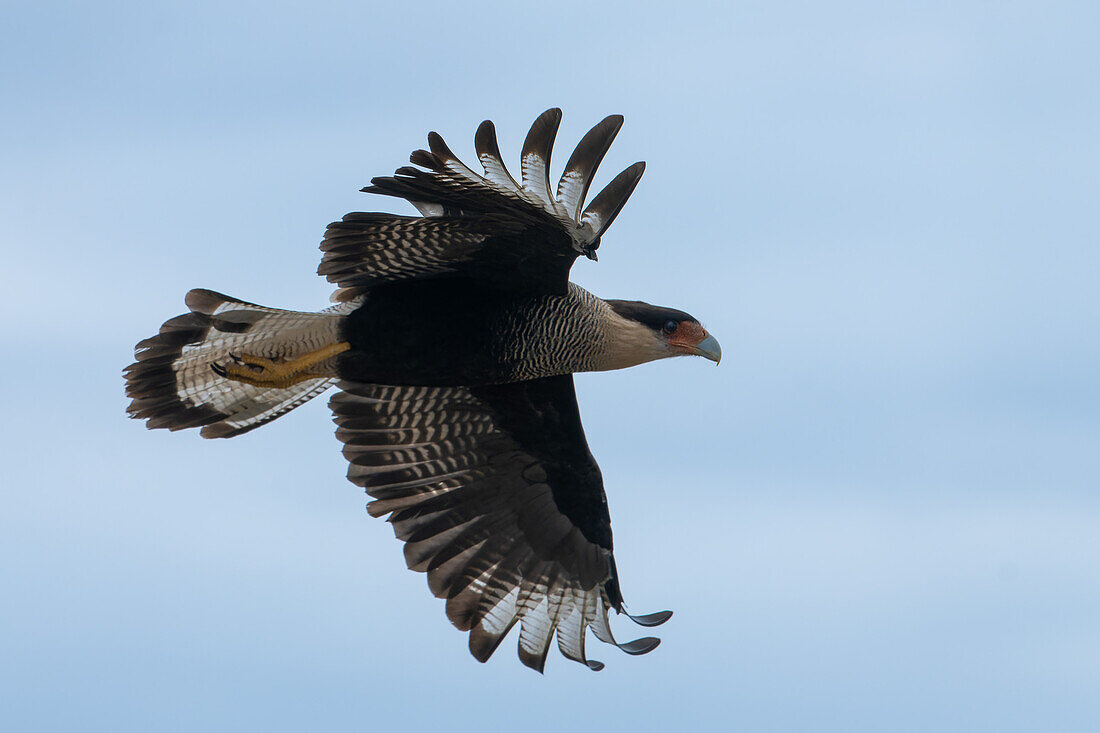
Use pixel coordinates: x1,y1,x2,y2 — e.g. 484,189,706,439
693,334,722,364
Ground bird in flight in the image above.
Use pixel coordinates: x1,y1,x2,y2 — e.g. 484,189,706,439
124,109,720,671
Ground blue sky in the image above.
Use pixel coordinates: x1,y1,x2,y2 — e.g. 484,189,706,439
2,1,1098,730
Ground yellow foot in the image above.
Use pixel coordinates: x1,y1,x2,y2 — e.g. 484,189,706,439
211,342,350,389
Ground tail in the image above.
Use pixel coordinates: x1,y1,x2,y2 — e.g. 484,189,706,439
124,289,352,439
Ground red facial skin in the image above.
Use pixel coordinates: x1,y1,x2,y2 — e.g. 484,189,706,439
666,321,710,354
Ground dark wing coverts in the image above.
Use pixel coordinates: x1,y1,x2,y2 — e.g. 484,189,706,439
331,376,670,671
319,109,645,300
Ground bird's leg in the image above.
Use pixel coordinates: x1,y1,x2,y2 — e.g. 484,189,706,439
211,342,350,388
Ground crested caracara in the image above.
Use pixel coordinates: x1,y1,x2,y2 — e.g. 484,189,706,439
124,109,720,672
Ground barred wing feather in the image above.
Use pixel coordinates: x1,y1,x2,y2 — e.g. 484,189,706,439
329,375,670,671
320,109,644,300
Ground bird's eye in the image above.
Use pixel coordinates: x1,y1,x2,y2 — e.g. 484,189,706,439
663,320,678,335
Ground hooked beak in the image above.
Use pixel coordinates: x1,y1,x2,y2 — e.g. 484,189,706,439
693,334,722,364
668,323,722,365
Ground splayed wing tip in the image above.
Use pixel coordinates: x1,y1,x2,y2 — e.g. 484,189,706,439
426,131,455,161
520,108,563,203
626,608,673,627
582,160,646,240
364,108,642,255
557,114,626,218
617,636,661,655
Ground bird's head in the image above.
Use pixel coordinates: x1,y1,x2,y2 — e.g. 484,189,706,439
604,300,721,367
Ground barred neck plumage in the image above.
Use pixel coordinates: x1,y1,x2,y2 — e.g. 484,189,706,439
495,283,670,380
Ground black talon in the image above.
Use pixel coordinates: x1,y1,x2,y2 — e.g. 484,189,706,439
228,352,242,363
210,362,226,377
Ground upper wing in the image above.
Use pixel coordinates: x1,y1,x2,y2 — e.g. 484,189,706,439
319,109,645,300
329,374,671,671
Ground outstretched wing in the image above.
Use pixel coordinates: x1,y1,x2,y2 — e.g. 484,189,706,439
329,375,671,671
319,109,645,300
